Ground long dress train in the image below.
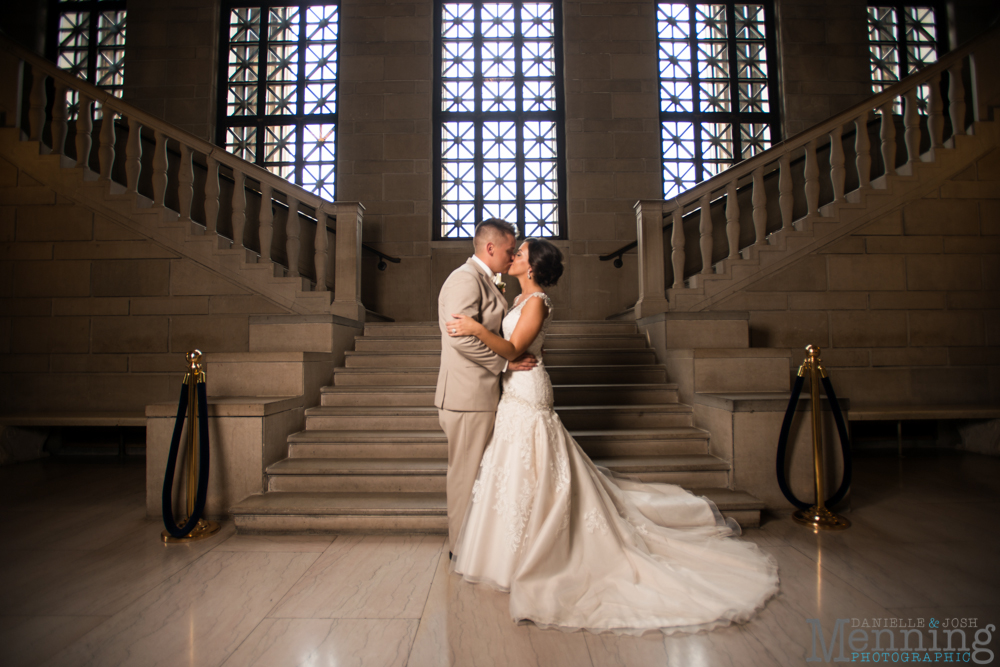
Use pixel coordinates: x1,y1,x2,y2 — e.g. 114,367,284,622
451,292,780,635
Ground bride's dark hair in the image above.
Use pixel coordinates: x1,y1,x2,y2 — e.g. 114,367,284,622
525,238,564,287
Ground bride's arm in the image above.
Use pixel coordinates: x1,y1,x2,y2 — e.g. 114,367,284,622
448,298,548,362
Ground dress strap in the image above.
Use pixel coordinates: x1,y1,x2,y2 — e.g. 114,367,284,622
518,291,552,310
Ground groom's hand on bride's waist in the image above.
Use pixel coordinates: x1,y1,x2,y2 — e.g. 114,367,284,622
509,353,539,371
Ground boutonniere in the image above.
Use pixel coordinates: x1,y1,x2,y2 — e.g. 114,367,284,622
493,273,506,293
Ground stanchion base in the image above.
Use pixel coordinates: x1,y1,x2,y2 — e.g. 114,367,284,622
792,505,851,531
162,518,222,543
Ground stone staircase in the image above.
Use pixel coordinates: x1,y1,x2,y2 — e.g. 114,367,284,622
230,320,765,532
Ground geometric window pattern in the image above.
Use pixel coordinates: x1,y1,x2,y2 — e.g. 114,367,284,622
219,2,339,200
52,0,127,119
657,3,779,197
436,2,565,239
868,3,943,115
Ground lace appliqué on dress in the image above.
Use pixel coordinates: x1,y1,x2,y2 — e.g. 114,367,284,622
585,508,610,535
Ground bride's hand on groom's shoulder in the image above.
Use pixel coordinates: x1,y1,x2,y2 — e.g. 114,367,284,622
446,314,483,338
509,353,538,372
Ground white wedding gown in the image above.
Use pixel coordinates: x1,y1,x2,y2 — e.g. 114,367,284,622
451,292,780,635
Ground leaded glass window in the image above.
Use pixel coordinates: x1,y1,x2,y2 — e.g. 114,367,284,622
50,0,127,118
656,2,779,198
868,3,945,114
434,2,566,240
219,2,339,200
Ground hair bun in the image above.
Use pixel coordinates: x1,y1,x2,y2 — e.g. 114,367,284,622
526,238,564,287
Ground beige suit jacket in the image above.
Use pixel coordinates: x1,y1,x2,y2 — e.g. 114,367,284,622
434,258,508,412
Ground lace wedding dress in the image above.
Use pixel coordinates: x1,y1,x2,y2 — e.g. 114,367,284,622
451,292,780,635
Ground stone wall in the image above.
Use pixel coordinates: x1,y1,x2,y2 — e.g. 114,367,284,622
707,148,1000,404
0,156,293,414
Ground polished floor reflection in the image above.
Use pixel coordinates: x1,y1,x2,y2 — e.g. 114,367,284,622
0,450,997,666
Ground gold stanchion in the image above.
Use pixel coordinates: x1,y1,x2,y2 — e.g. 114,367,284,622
162,350,221,543
791,345,851,531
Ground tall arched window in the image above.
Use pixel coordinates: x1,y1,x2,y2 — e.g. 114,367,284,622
434,2,567,240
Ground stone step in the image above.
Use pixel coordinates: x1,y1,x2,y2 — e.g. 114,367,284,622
303,404,694,431
265,454,730,492
353,333,649,352
342,348,658,368
229,487,762,533
331,365,668,386
363,321,639,337
285,426,711,459
319,383,680,407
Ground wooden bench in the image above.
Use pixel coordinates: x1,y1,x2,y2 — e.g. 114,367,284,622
849,405,1000,456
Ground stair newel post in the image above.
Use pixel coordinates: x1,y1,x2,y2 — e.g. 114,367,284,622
670,204,685,290
804,139,819,219
75,94,92,169
125,116,142,193
829,124,845,203
879,101,896,177
204,155,220,234
286,195,301,278
98,105,116,181
633,200,670,318
928,72,944,152
948,60,966,137
725,180,740,259
152,130,168,206
258,182,273,263
231,169,246,250
778,153,793,231
855,111,871,190
28,67,46,142
333,202,366,320
903,87,921,165
752,166,766,244
50,81,68,156
314,207,329,291
698,193,712,274
177,144,194,223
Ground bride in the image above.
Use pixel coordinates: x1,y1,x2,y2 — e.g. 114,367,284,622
446,238,779,635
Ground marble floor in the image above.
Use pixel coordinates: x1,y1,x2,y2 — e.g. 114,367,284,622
0,449,998,667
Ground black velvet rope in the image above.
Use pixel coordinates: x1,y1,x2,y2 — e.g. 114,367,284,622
775,372,852,509
161,381,211,538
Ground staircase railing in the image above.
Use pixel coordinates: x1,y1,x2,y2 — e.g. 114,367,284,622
0,35,366,321
630,23,999,318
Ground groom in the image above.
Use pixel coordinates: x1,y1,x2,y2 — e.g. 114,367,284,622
436,218,536,552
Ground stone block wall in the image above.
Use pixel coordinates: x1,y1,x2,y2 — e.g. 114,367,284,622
0,156,294,414
707,148,1000,404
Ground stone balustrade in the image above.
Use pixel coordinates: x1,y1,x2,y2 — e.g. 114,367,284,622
633,26,995,318
3,37,366,322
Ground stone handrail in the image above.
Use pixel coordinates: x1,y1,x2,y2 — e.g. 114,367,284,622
632,22,999,318
0,35,366,321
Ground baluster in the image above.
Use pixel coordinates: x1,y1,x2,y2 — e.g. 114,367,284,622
879,102,896,177
178,144,194,223
855,111,871,190
152,130,168,205
28,69,46,142
231,169,246,249
752,166,766,244
928,72,944,151
948,61,966,138
51,81,68,156
125,116,142,193
804,139,819,219
670,206,685,289
903,87,921,165
830,125,846,202
725,180,740,259
98,106,115,180
315,207,329,290
75,94,93,169
259,183,273,262
778,154,793,230
698,194,712,274
204,155,220,234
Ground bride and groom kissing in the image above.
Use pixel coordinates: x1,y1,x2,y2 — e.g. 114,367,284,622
435,218,780,635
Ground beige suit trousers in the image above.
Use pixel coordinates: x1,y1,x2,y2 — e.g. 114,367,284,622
438,408,496,552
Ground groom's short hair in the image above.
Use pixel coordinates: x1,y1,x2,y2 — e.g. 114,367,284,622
473,218,517,250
